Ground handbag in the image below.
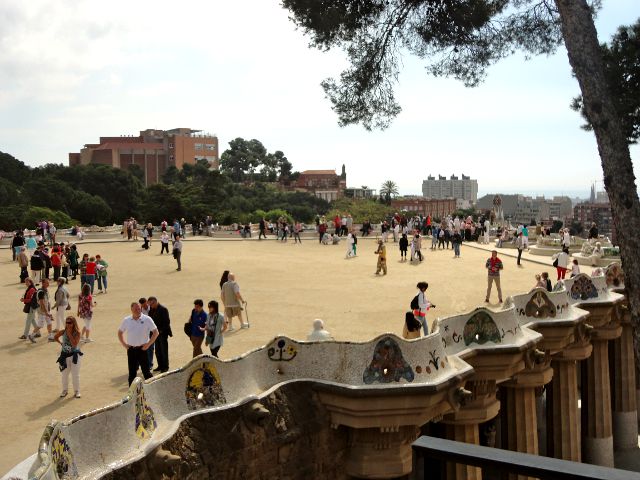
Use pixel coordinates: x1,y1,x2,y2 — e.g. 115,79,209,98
23,303,30,313
552,258,558,267
183,321,192,337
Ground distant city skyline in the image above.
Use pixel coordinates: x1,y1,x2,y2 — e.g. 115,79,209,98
0,1,637,197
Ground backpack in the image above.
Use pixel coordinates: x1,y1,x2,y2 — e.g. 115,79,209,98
31,289,43,309
410,294,419,310
30,255,44,270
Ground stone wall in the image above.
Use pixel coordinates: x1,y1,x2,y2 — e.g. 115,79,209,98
103,383,349,480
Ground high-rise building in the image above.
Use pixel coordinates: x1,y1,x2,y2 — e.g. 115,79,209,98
574,202,616,244
422,174,478,202
68,128,219,185
477,194,573,225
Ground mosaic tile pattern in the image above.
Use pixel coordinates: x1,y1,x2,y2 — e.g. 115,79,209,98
524,291,556,319
135,382,157,439
268,338,297,361
570,275,599,301
51,430,78,479
185,362,226,410
463,311,501,346
363,337,414,384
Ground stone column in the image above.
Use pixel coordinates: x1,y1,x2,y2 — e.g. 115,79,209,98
442,380,500,480
501,355,552,480
546,327,592,462
581,325,620,467
611,303,638,449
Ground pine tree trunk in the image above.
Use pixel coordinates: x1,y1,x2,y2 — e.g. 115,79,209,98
554,0,640,368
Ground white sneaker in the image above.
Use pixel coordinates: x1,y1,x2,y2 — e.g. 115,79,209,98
241,323,249,329
74,392,81,398
227,326,235,332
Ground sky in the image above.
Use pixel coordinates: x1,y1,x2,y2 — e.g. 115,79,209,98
0,0,638,198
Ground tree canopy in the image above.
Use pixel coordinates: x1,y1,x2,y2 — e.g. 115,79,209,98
219,138,294,182
571,18,640,144
283,0,567,129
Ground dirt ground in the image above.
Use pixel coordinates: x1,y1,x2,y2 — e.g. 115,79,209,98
0,237,541,474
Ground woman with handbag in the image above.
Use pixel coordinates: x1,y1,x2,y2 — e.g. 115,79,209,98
402,311,422,340
19,277,37,340
202,300,227,357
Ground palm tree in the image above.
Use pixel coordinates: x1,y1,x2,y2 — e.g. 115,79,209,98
379,180,399,204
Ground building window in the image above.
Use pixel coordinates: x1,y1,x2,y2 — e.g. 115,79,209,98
168,143,174,148
205,144,216,151
194,143,203,150
169,155,174,160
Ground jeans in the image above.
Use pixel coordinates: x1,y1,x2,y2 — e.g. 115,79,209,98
127,346,152,386
155,334,169,371
517,248,523,265
147,342,155,370
97,276,108,291
453,243,460,256
23,308,36,336
259,229,266,239
61,356,81,393
85,274,95,294
160,243,169,254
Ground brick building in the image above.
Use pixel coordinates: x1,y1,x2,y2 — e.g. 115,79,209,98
294,165,347,202
573,202,616,244
68,128,219,185
391,197,457,219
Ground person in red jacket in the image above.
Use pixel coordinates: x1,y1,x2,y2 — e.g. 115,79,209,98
51,246,62,280
85,256,97,294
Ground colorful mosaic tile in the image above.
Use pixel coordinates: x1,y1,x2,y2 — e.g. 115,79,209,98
135,383,157,439
524,291,556,319
363,337,414,384
267,338,297,361
570,275,599,301
186,362,226,410
606,263,624,288
463,311,501,346
51,430,78,479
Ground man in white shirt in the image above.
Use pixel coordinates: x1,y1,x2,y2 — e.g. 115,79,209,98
118,302,159,385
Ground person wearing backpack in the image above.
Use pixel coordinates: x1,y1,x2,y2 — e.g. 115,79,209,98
19,277,37,340
30,250,44,285
411,282,435,335
28,278,54,343
402,311,422,340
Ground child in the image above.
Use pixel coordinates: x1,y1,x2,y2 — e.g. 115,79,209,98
570,259,580,277
77,283,95,343
534,274,546,289
541,272,552,292
399,233,408,261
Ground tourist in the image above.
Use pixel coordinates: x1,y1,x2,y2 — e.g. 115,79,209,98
293,221,302,243
146,223,153,245
95,254,108,294
78,253,89,289
19,278,37,340
49,223,57,244
438,227,446,249
53,277,70,333
259,217,267,240
28,278,54,342
61,246,70,281
219,270,230,291
411,282,434,335
50,247,62,281
188,299,207,357
221,272,248,330
570,258,581,278
68,245,79,280
85,256,97,294
78,283,95,343
541,272,552,292
318,221,327,244
132,219,138,241
203,300,226,357
25,234,37,257
515,233,524,266
40,247,51,280
331,233,340,245
534,274,546,289
352,231,358,256
431,227,438,250
561,228,571,249
414,233,423,262
346,232,355,258
341,214,348,236
148,297,171,372
485,250,504,303
588,222,598,242
55,316,82,398
399,233,408,261
374,239,387,275
141,226,149,249
452,229,462,258
138,298,154,368
402,312,422,340
552,247,570,281
17,246,29,283
307,319,334,341
173,235,183,271
522,224,529,249
160,231,170,254
30,249,44,286
11,231,24,262
117,302,159,386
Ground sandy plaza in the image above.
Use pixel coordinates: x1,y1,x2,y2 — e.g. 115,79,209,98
0,235,545,474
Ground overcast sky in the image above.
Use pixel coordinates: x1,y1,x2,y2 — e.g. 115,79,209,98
0,0,638,197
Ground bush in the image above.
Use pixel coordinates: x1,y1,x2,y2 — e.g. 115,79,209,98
21,207,76,230
326,198,393,224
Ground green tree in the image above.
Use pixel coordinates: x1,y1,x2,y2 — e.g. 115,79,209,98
141,183,186,224
69,191,113,226
379,180,399,204
0,177,20,206
219,138,268,182
283,0,640,366
571,19,640,144
0,151,31,185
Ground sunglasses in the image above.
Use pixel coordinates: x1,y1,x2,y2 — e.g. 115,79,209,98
66,322,73,325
